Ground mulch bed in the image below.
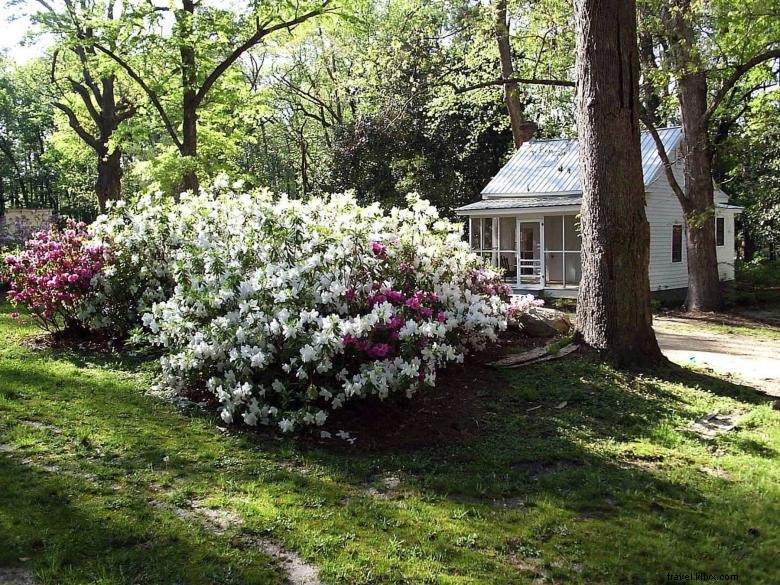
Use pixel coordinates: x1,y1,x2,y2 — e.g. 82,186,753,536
311,327,546,452
19,321,556,453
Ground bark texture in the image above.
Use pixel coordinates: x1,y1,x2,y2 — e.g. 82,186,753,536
574,0,664,367
677,73,722,311
665,3,723,311
95,148,122,211
179,0,200,194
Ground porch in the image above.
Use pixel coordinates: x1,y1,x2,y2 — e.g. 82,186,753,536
466,212,582,295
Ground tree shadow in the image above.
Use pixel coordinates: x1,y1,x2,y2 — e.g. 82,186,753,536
0,457,280,584
3,345,778,584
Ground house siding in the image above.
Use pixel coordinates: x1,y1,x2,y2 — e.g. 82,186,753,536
645,158,737,289
645,161,689,292
716,208,737,281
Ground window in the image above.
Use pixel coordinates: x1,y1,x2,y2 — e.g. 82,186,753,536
716,217,725,247
543,214,581,287
672,224,683,263
469,217,494,261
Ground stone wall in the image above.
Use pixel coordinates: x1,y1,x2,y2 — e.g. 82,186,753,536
0,208,56,247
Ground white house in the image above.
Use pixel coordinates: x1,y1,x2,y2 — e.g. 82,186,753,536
456,127,742,300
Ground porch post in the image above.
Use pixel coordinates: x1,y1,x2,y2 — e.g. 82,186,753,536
540,219,546,288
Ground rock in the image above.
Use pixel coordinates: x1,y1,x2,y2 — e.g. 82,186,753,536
684,409,743,440
519,308,572,337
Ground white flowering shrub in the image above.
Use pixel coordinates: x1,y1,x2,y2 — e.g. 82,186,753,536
79,194,177,333
137,186,516,433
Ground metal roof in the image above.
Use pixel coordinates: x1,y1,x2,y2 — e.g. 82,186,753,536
481,127,683,196
456,195,582,213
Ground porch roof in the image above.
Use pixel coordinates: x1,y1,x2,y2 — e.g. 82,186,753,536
455,195,581,213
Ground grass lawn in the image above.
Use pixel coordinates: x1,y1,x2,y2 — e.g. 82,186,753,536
1,302,779,584
657,315,780,341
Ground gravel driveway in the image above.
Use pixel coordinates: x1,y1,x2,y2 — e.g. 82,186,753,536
655,316,780,397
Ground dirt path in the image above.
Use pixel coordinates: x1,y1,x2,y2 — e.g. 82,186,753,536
655,316,780,397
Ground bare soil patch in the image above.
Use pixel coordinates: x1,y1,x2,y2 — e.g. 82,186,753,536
315,327,545,451
0,568,37,585
655,316,780,396
21,329,124,353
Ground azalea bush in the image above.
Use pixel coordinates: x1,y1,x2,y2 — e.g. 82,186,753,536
79,194,176,333
138,185,518,433
1,220,110,332
2,179,541,435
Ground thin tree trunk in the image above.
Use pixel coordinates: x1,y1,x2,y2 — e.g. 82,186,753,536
660,0,723,311
494,0,535,147
179,0,200,194
574,0,664,367
677,76,723,311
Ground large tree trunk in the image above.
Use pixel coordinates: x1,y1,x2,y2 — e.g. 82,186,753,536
573,0,664,367
494,0,536,147
95,148,123,212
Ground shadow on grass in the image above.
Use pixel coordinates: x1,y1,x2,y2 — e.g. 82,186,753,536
3,339,779,583
0,458,280,585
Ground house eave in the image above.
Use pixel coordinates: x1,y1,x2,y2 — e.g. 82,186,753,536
456,205,581,216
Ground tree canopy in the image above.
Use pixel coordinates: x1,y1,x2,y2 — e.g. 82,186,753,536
0,0,776,262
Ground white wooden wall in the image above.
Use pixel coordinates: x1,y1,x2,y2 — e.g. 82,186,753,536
645,155,737,291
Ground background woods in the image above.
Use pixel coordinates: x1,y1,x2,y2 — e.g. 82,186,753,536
0,0,777,263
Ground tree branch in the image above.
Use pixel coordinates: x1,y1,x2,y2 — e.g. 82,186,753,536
67,77,102,125
640,109,688,209
53,102,101,150
452,77,575,94
94,43,183,150
703,48,780,122
195,0,334,107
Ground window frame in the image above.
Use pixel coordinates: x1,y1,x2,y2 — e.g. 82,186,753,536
715,216,725,247
543,214,581,288
671,224,683,263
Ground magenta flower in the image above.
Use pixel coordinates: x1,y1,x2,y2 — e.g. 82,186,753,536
386,290,404,304
1,221,112,332
367,343,391,359
370,241,386,257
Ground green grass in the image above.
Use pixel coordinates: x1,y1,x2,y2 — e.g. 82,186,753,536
658,316,780,341
1,303,779,584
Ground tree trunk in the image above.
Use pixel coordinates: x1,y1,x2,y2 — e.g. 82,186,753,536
179,0,200,195
573,0,664,367
660,0,723,312
677,72,723,311
95,148,123,212
494,0,536,147
180,93,199,194
637,9,663,125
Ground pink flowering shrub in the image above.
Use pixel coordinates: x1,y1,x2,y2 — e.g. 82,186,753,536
1,220,110,332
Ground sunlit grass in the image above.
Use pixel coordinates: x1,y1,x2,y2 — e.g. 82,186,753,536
1,301,779,584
